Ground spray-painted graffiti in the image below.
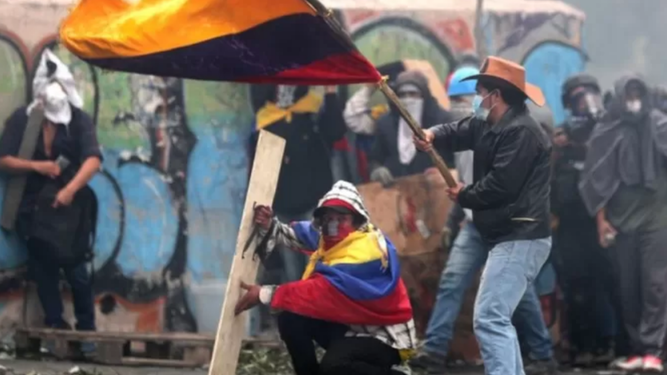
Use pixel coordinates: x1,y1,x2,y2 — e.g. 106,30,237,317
523,42,587,125
0,2,585,336
0,34,252,334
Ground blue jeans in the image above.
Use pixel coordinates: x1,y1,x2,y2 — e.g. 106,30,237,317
474,237,552,375
423,223,552,362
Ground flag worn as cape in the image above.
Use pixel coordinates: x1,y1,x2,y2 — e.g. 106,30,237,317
59,0,382,85
268,181,413,325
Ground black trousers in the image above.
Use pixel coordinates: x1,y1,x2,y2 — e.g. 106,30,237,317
610,227,667,357
277,312,401,375
25,237,96,331
553,219,618,354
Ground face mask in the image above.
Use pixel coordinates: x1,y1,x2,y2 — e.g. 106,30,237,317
472,91,496,121
399,97,424,116
583,93,603,118
626,99,642,114
321,218,355,249
397,97,424,165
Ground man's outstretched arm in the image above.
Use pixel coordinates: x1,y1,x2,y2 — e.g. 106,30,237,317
254,205,319,256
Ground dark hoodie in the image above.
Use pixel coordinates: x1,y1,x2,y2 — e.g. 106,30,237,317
247,85,346,216
579,75,667,232
369,71,454,177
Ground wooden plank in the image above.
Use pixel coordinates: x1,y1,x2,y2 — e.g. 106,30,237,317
17,327,214,344
17,327,278,347
96,342,125,365
356,173,454,256
1,107,45,230
183,347,212,364
208,130,286,375
122,357,200,367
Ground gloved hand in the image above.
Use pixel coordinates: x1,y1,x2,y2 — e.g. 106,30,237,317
370,167,395,187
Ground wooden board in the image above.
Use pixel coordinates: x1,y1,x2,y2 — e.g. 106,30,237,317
357,171,454,257
357,172,482,361
208,130,286,375
14,327,280,367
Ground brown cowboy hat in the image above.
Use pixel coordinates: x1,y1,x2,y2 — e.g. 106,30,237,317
462,56,545,107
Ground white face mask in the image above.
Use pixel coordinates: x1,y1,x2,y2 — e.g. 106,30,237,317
397,97,424,165
472,90,498,121
626,99,642,114
399,97,424,116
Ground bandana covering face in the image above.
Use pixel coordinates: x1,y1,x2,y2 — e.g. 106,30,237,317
397,84,423,165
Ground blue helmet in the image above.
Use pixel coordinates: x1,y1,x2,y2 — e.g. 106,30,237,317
448,66,480,98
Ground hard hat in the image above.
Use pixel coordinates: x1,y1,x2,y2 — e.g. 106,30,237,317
448,66,480,98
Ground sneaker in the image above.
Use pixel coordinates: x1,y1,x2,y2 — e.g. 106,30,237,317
408,351,447,374
524,358,558,375
612,356,644,371
643,355,664,373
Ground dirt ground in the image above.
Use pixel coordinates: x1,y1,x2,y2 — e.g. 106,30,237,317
0,346,625,375
0,347,292,375
0,357,625,375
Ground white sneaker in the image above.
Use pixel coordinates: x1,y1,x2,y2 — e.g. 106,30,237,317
613,356,644,371
643,355,664,373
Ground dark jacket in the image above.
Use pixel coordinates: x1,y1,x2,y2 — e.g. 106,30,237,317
248,85,346,216
430,106,552,244
551,138,590,222
369,72,454,177
0,106,102,212
579,75,667,231
0,106,101,265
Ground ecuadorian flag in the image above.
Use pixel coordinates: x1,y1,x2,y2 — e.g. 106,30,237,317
59,0,382,84
269,221,413,325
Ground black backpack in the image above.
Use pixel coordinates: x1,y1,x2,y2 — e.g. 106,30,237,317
28,179,97,266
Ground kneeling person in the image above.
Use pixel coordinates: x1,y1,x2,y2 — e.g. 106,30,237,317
235,181,417,375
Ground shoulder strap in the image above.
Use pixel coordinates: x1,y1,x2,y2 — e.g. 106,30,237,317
1,108,45,230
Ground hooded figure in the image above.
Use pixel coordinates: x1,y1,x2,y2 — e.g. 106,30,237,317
236,181,416,375
579,75,667,372
579,75,667,222
550,73,617,365
368,70,454,186
0,49,101,355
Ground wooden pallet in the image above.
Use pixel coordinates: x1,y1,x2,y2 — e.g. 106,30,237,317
14,327,279,367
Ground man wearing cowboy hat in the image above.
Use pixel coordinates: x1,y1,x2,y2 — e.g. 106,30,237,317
414,56,552,375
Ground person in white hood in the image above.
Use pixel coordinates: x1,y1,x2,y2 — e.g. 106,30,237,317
0,49,101,354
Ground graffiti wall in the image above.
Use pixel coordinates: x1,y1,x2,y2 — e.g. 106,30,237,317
0,0,585,337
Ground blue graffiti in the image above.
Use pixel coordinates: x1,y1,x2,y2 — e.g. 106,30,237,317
523,42,586,125
184,118,250,283
110,162,178,276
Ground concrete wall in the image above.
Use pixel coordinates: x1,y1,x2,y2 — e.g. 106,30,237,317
0,1,584,337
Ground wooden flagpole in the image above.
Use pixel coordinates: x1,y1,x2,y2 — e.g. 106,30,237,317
377,79,457,187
